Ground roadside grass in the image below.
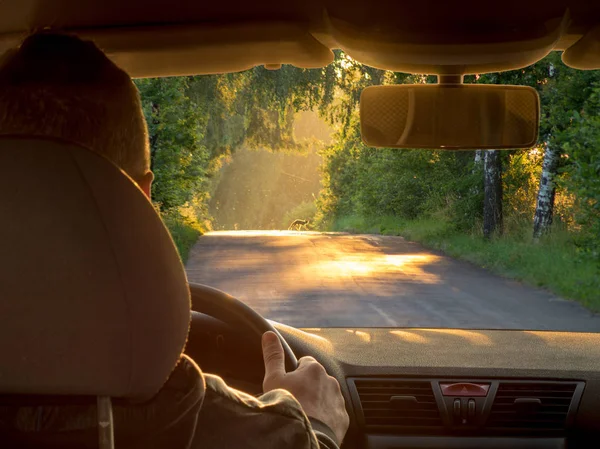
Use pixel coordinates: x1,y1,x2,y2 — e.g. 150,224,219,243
329,214,600,312
161,210,205,263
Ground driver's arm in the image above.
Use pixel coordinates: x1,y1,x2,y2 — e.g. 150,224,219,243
196,373,342,449
192,332,348,448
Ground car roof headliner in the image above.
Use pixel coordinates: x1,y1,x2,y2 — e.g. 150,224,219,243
1,0,599,78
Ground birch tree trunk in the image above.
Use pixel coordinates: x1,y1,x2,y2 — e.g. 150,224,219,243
483,150,503,238
474,150,483,167
470,150,484,196
533,143,560,240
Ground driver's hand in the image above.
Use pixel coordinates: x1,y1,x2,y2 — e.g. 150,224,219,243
262,331,349,444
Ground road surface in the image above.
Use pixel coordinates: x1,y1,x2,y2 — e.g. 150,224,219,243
185,231,600,330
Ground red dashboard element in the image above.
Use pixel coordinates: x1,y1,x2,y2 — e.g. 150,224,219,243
440,382,490,397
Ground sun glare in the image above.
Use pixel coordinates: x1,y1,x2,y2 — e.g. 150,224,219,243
346,329,372,342
311,254,442,284
389,330,429,344
418,329,493,346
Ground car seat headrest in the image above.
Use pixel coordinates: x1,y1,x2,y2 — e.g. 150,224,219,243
0,137,191,400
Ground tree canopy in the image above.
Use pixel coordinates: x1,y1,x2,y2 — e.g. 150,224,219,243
136,51,600,265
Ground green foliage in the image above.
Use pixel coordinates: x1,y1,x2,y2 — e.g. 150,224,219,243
161,209,204,263
135,65,332,222
316,116,482,231
135,77,210,211
563,86,600,260
315,52,600,236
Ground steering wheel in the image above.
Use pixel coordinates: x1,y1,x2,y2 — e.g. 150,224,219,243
189,283,298,372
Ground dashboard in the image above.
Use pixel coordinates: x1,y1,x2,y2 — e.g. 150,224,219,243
187,312,600,449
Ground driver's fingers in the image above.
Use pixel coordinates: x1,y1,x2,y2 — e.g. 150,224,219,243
262,331,286,384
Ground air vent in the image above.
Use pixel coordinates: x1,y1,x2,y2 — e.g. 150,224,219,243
488,382,579,431
352,379,442,429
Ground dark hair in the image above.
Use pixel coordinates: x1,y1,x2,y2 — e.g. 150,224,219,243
0,32,150,181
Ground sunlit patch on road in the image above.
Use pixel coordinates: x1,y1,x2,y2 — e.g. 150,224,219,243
311,254,442,284
204,230,326,237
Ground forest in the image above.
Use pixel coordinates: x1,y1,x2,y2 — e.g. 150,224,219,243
134,51,600,310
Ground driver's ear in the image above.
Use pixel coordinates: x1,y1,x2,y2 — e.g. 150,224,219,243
138,171,154,199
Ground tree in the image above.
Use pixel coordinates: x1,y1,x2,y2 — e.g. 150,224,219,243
465,57,600,239
466,65,552,237
532,143,560,239
470,150,484,197
562,87,600,260
131,50,600,248
133,64,331,216
135,77,210,211
531,54,600,237
483,150,503,238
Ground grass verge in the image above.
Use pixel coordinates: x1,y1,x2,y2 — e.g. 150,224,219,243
161,210,204,263
329,214,600,312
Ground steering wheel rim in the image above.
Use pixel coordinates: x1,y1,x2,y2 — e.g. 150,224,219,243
189,283,298,372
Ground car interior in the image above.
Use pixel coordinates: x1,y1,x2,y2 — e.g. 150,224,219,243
1,1,600,448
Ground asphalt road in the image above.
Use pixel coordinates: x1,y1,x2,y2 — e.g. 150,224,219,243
185,231,600,331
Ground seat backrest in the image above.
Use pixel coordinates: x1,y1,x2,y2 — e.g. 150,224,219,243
0,137,191,400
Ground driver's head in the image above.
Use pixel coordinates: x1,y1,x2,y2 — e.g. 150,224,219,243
0,32,153,196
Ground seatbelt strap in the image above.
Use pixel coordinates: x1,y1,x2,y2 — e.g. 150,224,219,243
97,396,114,449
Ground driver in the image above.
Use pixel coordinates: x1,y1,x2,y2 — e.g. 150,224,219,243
0,32,349,449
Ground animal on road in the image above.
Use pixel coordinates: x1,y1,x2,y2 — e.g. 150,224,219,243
288,219,309,231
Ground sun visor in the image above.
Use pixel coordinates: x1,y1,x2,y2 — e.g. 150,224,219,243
81,22,334,78
326,13,569,75
1,22,332,78
562,25,600,70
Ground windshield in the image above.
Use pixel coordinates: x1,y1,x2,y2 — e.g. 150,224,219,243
137,51,600,331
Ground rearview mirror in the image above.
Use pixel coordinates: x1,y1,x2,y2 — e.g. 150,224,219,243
360,84,539,150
